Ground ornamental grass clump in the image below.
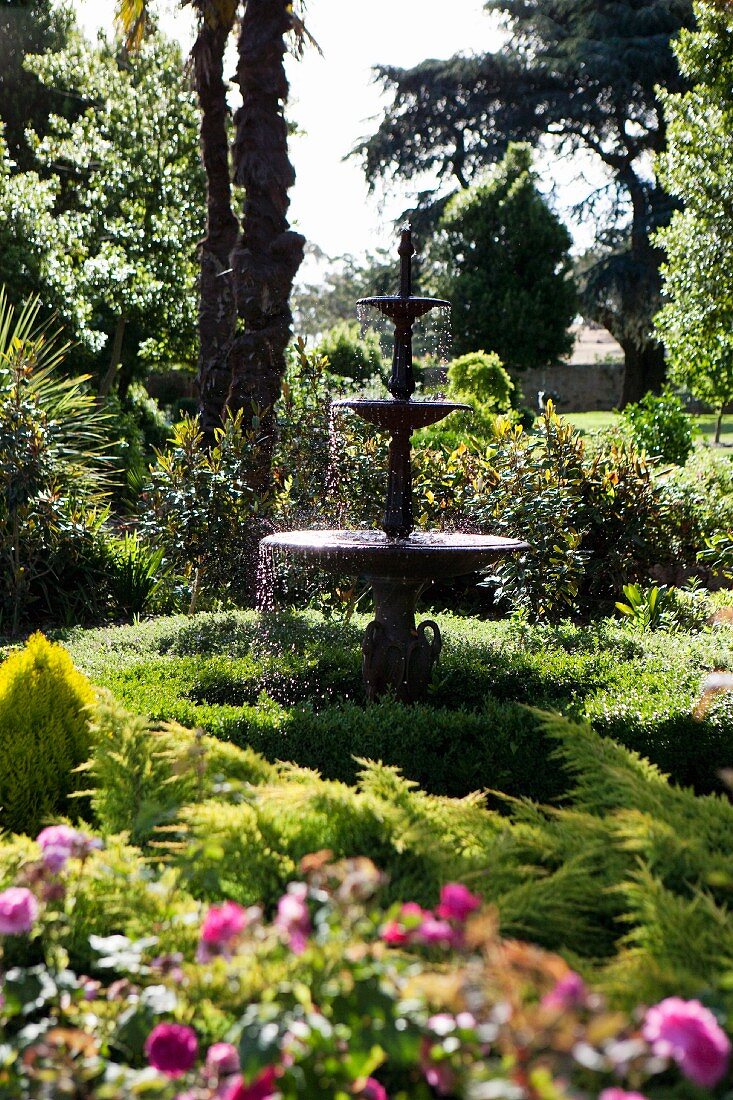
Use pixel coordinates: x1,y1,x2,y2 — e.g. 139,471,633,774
0,633,96,835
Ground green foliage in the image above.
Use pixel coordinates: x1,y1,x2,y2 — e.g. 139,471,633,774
314,321,384,385
65,609,733,802
0,633,96,835
417,406,671,619
432,144,576,369
103,534,167,618
105,382,171,501
0,290,114,631
655,2,733,435
621,387,695,466
0,841,715,1099
447,350,514,416
0,27,204,385
0,0,76,172
139,412,261,612
616,583,674,631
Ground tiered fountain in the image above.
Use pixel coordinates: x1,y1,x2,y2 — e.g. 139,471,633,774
261,229,528,703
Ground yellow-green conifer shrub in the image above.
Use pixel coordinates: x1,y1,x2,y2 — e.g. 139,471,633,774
0,633,96,835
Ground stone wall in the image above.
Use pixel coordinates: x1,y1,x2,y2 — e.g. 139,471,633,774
513,362,624,413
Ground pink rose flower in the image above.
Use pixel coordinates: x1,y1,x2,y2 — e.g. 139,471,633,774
541,970,588,1010
381,902,431,947
198,900,248,961
0,886,38,934
144,1023,199,1079
381,919,409,946
416,916,455,947
206,1041,240,1078
275,882,311,955
599,1091,648,1100
360,1077,388,1100
36,825,101,872
643,997,731,1088
436,883,481,922
223,1065,279,1099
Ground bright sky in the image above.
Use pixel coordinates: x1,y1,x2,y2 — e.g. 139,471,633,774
74,0,508,261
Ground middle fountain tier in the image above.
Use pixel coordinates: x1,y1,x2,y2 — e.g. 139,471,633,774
261,227,528,703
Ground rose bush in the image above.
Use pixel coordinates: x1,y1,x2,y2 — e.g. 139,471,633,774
0,833,729,1099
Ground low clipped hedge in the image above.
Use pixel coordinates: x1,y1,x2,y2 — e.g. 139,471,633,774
59,609,733,801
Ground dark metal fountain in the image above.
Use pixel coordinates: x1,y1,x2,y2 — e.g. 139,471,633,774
261,229,528,703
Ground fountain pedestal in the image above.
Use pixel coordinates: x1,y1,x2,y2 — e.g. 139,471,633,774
362,578,441,702
260,228,530,703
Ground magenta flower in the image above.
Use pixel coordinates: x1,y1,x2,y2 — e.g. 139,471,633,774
144,1023,199,1079
206,1041,240,1078
275,882,311,955
36,825,101,872
223,1065,279,1099
360,1077,388,1100
599,1091,648,1100
643,997,731,1088
381,902,432,946
381,919,409,945
541,970,588,1010
419,1036,455,1096
416,916,455,947
198,900,248,961
436,882,481,922
0,886,38,934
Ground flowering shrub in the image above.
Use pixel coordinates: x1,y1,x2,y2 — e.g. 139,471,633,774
0,834,729,1099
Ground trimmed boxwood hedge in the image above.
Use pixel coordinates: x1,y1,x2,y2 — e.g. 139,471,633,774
60,609,733,800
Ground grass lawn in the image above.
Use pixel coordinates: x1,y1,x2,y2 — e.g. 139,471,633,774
566,409,733,446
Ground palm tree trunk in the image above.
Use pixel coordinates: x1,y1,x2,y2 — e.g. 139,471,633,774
192,16,240,443
227,0,305,493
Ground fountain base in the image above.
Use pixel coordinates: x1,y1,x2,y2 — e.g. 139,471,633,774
362,578,441,702
260,529,529,703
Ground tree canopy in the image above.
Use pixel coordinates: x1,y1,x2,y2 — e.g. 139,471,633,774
654,0,733,441
0,28,205,394
0,0,75,172
356,0,696,404
430,143,576,370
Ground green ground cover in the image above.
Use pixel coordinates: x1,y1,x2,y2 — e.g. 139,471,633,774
62,608,733,802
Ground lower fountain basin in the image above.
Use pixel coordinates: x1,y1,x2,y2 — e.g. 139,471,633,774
262,529,529,581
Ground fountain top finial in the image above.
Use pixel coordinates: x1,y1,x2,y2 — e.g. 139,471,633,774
398,226,415,297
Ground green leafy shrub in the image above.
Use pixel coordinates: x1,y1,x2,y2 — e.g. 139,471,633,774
103,532,167,617
139,411,262,612
621,386,695,466
67,609,733,800
105,382,170,501
0,291,114,632
447,349,514,414
411,406,674,619
314,320,384,384
0,633,96,834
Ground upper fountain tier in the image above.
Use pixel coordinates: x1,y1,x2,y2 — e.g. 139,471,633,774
356,294,450,325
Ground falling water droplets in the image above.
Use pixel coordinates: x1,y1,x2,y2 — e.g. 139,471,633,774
256,543,276,613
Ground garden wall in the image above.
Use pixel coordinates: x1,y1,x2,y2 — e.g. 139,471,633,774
515,361,624,412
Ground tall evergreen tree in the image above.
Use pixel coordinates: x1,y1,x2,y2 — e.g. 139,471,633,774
431,143,576,370
356,0,695,405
